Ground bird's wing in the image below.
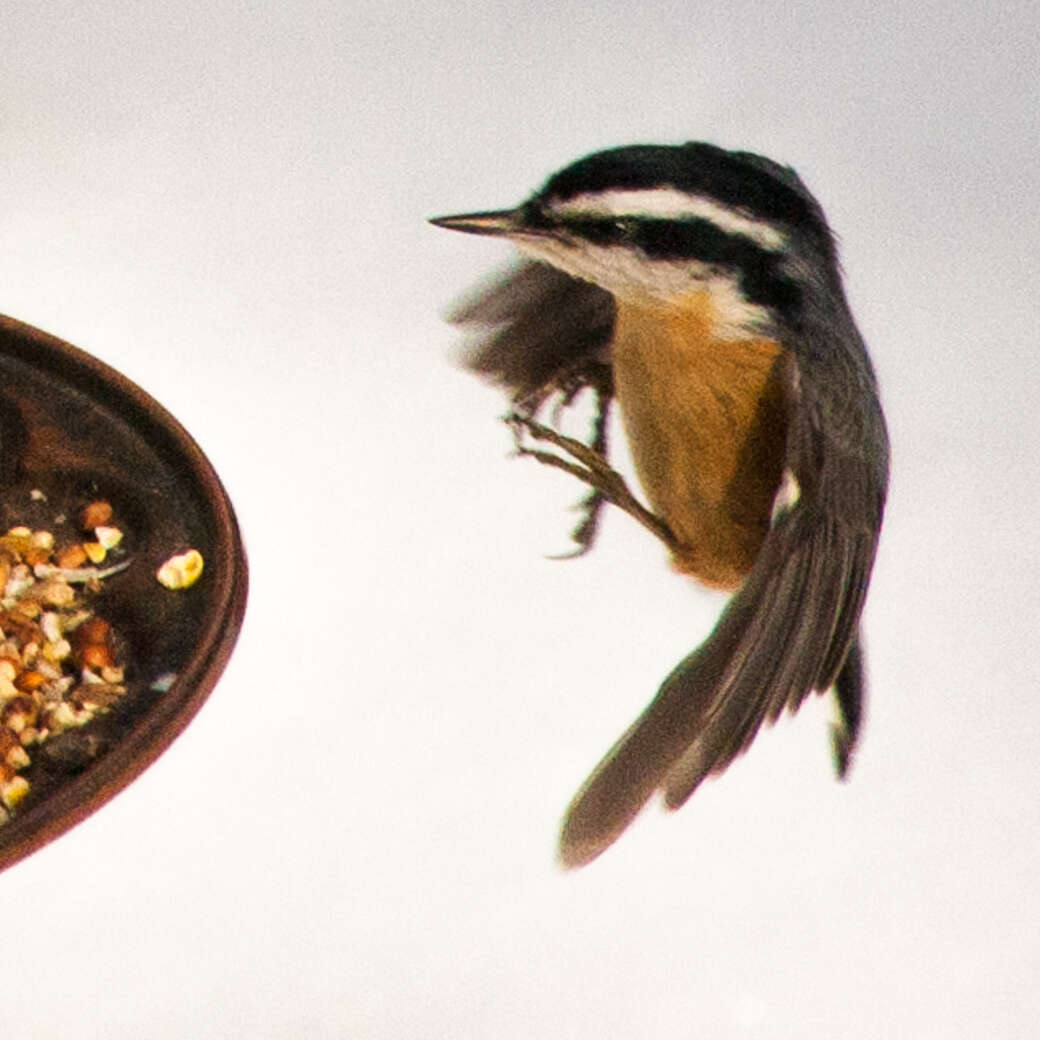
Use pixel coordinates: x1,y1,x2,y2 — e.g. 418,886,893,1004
447,260,616,404
559,347,888,868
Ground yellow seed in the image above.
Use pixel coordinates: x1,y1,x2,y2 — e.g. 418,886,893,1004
0,775,29,809
42,638,71,663
83,542,107,564
157,549,204,589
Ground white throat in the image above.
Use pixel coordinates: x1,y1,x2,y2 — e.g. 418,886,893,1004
513,234,774,340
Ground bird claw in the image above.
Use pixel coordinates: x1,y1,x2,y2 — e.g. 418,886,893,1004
505,409,679,555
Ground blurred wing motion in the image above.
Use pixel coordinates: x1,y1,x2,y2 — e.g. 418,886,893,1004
447,260,615,406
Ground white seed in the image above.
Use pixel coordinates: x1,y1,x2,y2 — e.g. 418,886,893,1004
30,530,54,551
94,526,123,550
40,612,62,643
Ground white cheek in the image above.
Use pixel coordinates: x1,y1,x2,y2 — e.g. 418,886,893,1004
699,275,775,338
513,237,773,338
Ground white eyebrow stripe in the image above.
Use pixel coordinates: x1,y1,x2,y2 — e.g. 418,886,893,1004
550,187,787,251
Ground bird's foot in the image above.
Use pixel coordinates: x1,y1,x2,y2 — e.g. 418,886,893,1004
505,410,679,556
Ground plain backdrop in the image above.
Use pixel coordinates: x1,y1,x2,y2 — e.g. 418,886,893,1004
1,1,1038,1036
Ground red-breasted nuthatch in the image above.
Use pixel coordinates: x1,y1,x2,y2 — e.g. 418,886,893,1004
432,142,888,868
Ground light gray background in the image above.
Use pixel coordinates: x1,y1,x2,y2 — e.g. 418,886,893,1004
2,2,1038,1036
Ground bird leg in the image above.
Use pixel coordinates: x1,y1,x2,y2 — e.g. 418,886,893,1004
505,390,681,557
560,385,611,556
547,377,612,556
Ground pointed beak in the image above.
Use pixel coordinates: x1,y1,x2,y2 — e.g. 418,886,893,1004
428,208,525,237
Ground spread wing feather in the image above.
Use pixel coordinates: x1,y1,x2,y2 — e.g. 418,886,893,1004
558,341,887,867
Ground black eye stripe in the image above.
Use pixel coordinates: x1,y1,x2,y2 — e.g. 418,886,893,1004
529,214,802,312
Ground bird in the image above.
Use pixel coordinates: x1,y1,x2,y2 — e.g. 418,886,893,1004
431,142,888,869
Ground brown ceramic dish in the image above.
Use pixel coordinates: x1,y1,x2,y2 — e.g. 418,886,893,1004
0,314,247,873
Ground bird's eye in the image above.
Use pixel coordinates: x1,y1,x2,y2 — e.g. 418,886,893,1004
612,217,638,240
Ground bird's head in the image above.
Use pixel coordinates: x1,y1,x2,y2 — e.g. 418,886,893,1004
432,142,836,325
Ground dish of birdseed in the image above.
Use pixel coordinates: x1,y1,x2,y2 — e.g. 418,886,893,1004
0,491,210,822
0,312,244,872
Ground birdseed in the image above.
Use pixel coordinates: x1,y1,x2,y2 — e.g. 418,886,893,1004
0,499,128,821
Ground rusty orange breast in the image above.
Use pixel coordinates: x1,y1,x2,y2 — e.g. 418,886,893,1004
612,291,788,589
